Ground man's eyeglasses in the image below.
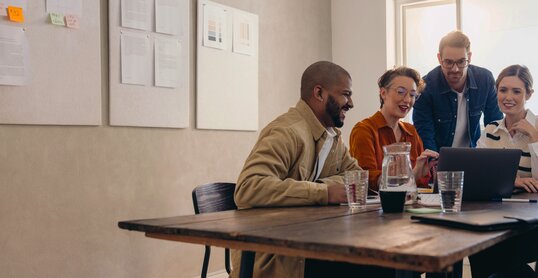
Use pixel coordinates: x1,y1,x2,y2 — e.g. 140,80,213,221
441,58,469,69
388,86,419,100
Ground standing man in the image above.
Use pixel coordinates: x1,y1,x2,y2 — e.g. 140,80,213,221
413,31,503,152
232,61,392,278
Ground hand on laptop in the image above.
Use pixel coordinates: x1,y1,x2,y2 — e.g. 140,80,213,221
414,149,439,180
514,177,538,193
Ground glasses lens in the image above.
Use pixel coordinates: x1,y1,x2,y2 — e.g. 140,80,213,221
456,59,468,67
443,60,455,68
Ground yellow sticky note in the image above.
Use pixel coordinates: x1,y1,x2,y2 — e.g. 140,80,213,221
65,14,80,29
50,12,65,26
7,6,24,23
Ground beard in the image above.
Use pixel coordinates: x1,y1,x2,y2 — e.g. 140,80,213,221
326,95,344,128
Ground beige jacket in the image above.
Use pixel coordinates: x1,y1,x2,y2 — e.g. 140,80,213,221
231,100,359,278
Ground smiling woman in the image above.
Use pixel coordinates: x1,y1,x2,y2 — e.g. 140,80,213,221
477,65,538,193
349,67,439,193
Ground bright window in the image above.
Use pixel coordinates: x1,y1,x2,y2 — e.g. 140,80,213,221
400,0,457,77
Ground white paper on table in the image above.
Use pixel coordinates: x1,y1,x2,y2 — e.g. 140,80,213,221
121,0,151,31
120,31,150,85
0,0,27,11
203,4,227,50
0,25,29,86
155,0,180,35
154,37,180,88
46,0,82,17
232,11,255,56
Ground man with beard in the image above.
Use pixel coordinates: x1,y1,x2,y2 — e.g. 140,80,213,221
413,31,503,152
232,61,394,278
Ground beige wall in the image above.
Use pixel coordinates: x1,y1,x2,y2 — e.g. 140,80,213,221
332,0,393,144
0,0,333,277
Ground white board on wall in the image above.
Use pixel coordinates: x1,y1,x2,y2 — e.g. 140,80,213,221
196,0,258,131
0,1,101,125
109,0,190,128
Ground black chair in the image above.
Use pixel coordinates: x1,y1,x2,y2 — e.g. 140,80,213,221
192,182,237,278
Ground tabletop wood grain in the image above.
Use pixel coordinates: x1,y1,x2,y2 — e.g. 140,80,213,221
118,194,538,272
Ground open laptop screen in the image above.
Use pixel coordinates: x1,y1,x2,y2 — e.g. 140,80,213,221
436,147,521,201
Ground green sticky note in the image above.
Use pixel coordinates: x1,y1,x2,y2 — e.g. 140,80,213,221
406,207,442,214
50,12,65,26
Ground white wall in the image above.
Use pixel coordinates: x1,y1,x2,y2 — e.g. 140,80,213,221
332,0,394,145
0,0,333,277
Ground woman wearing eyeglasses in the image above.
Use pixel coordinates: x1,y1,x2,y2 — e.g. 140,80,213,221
476,65,538,193
349,67,438,193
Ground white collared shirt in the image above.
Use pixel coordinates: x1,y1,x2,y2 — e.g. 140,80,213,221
477,110,538,179
452,88,470,148
311,127,337,181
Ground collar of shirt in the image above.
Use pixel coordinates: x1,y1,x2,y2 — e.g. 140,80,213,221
492,109,535,133
370,111,414,137
439,66,478,95
295,100,341,141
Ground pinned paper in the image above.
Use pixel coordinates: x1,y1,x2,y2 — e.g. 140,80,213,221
65,14,79,29
0,4,7,16
7,6,23,22
50,12,65,26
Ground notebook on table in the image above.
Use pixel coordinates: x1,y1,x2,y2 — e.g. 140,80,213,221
411,207,538,231
419,147,521,206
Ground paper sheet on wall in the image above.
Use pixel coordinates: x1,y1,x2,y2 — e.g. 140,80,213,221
155,0,180,35
120,31,149,85
0,25,29,86
233,12,255,56
0,0,27,11
155,37,180,88
203,4,227,50
46,0,82,17
121,0,151,31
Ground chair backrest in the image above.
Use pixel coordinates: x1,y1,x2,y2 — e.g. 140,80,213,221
192,182,237,214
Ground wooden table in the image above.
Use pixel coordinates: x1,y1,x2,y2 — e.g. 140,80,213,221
118,199,538,278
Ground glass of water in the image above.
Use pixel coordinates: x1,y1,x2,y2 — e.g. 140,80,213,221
437,171,464,213
344,170,369,209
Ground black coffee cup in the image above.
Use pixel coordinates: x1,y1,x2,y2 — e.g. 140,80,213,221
380,191,406,213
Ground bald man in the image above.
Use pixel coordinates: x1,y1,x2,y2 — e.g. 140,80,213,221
232,61,394,278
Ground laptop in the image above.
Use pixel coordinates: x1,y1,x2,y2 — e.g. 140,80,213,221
434,147,521,201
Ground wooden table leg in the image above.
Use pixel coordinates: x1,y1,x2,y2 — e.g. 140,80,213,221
239,251,255,278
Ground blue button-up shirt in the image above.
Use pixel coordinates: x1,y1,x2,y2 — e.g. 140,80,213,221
412,65,503,152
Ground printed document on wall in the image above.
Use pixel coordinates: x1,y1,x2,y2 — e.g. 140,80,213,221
203,4,226,50
0,25,29,86
46,0,82,17
121,0,151,31
155,37,181,88
155,0,181,35
233,11,256,56
121,31,149,85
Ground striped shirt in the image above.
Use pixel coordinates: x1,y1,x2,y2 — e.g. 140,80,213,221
476,110,538,179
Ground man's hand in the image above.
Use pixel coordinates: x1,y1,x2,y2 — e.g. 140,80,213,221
327,183,347,204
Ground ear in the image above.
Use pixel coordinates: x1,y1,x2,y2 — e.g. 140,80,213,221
380,87,388,101
526,89,534,101
437,53,442,65
313,85,324,102
467,52,473,64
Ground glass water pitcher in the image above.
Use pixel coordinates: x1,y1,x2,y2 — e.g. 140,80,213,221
380,142,417,203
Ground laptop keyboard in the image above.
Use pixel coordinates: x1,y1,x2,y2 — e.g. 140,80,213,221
418,193,441,207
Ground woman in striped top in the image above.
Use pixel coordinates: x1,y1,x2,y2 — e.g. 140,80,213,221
477,65,538,192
